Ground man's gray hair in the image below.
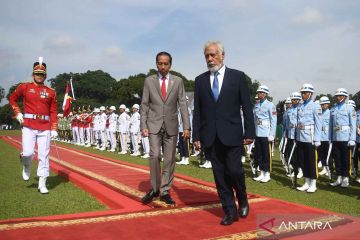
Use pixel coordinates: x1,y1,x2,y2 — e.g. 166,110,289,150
203,41,225,55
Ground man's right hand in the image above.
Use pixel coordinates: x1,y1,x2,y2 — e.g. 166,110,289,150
142,128,149,137
194,141,201,150
16,113,24,125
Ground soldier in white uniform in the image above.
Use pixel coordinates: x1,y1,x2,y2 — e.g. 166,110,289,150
92,108,101,148
253,85,277,183
318,96,331,176
117,104,129,154
99,106,107,151
296,84,322,193
130,104,141,156
108,106,118,152
329,88,356,187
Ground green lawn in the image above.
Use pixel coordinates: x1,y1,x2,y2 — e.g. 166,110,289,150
0,130,359,220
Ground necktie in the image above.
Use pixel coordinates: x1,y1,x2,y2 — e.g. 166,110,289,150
212,72,219,102
161,76,166,101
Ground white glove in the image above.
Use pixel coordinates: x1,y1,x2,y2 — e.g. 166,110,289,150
348,140,355,147
268,136,274,142
314,141,321,147
16,113,24,125
50,130,58,139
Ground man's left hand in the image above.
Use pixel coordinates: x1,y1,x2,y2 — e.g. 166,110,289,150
182,130,190,140
243,139,254,145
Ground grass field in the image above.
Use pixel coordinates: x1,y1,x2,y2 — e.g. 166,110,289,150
0,130,359,220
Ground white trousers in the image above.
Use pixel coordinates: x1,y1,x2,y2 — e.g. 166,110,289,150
84,127,91,144
109,131,117,150
131,132,140,154
142,136,150,154
72,127,79,144
22,127,51,177
119,132,128,152
79,127,84,144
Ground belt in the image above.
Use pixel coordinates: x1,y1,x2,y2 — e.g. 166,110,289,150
334,125,350,131
297,124,313,130
322,126,329,131
256,119,270,126
24,113,50,121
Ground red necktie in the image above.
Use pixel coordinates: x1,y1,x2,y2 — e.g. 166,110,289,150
161,76,166,101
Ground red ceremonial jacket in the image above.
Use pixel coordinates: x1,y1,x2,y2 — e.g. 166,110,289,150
9,81,58,131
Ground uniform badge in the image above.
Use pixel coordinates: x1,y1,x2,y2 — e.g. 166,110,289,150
40,90,49,98
29,88,36,94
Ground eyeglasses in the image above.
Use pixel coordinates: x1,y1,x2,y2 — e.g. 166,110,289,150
34,73,46,77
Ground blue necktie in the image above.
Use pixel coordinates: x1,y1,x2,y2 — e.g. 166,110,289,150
212,72,219,102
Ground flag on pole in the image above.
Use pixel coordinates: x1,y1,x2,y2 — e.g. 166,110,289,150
62,82,73,117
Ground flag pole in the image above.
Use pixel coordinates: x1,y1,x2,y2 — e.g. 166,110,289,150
70,77,76,100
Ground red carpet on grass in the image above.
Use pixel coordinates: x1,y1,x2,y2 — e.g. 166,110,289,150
1,136,359,240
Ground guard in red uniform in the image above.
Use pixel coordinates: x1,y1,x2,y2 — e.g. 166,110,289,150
9,58,58,194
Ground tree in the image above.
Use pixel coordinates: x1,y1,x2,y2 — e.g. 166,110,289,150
0,104,18,127
0,86,4,104
350,90,360,110
48,70,117,111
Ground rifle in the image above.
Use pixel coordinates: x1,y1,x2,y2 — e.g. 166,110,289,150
325,143,333,181
248,141,258,178
280,137,289,173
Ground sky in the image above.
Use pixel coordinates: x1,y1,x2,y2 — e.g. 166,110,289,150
1,0,359,105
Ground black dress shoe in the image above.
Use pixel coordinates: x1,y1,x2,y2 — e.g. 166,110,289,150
160,194,176,205
220,214,239,226
141,189,159,204
239,203,249,218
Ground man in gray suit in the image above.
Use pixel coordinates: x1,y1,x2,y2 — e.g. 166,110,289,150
140,51,190,205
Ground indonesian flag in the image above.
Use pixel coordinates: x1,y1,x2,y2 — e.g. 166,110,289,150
62,82,73,117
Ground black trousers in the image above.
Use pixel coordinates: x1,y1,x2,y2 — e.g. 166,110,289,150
205,136,247,216
354,142,359,177
333,141,351,177
297,142,317,179
177,133,189,158
255,137,271,172
285,139,302,168
318,141,330,166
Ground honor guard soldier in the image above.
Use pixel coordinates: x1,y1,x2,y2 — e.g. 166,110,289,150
329,88,356,187
280,97,291,170
118,104,129,154
318,96,331,176
99,106,107,150
355,105,360,183
130,104,141,156
108,106,118,152
285,92,303,178
92,108,101,149
296,84,322,193
253,85,277,183
9,57,58,194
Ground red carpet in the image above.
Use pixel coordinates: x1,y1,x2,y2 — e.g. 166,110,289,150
1,136,359,239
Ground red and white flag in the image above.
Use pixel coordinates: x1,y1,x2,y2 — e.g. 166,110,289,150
62,82,73,117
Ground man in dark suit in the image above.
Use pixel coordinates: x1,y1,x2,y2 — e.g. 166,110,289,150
192,41,255,225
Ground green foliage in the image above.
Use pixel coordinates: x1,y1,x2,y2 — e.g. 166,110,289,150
49,70,117,111
0,86,4,103
0,104,18,126
350,90,360,110
246,75,260,104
